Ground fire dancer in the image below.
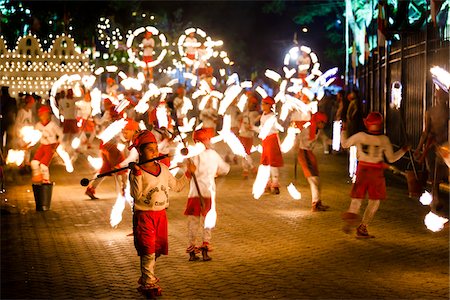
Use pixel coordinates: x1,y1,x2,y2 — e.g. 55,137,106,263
199,98,218,140
184,129,230,261
340,112,410,238
76,90,96,150
238,97,260,179
414,87,449,215
297,112,331,212
85,99,126,199
128,130,191,297
173,86,186,126
59,89,79,148
141,31,155,81
259,96,283,194
184,31,198,73
14,95,35,171
30,106,63,183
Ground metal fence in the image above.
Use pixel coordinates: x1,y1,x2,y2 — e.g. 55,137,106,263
356,27,449,155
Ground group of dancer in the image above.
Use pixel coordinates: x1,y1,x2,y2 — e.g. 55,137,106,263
5,73,434,297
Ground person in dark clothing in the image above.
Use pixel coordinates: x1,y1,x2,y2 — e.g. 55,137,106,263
1,86,18,153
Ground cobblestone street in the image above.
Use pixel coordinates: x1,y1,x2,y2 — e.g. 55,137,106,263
1,148,449,299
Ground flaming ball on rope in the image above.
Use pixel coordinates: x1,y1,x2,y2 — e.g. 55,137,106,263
126,26,169,69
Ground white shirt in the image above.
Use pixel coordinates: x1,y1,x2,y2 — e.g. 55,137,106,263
35,120,63,145
200,107,218,129
239,110,259,138
130,163,188,212
188,149,230,198
76,100,93,120
259,111,278,137
341,131,406,164
59,97,78,119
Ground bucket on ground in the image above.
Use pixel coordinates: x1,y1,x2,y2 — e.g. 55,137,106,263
32,182,54,211
405,170,427,198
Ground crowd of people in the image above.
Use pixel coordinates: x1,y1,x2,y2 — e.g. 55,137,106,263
1,37,447,296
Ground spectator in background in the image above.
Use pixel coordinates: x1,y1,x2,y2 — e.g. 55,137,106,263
1,86,17,153
345,91,363,136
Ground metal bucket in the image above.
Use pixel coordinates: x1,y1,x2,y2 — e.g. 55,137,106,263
32,183,54,211
405,170,427,198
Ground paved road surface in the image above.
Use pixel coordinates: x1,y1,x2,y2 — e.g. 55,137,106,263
1,146,448,299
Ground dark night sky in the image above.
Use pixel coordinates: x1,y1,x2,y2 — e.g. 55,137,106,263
14,1,335,76
146,1,329,73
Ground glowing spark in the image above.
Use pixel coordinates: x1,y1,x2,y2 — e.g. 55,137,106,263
240,81,253,89
110,193,126,228
6,149,25,166
94,67,104,75
56,145,74,173
237,94,248,112
301,87,315,100
170,142,206,170
117,143,126,152
118,71,128,79
349,146,357,182
20,126,42,146
90,88,102,116
178,117,196,133
116,99,130,113
218,85,242,115
204,186,217,229
198,95,211,111
265,69,281,82
258,115,277,140
219,115,247,157
424,211,449,232
255,86,268,99
430,66,450,92
252,165,271,199
166,78,178,86
88,155,102,170
181,96,194,116
106,65,118,72
419,191,432,205
225,73,239,86
283,67,297,79
251,144,263,153
287,183,302,200
332,121,342,151
97,119,127,143
390,81,402,109
280,127,300,153
156,104,169,128
72,137,81,149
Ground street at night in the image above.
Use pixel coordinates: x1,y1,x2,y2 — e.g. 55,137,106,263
1,145,449,299
1,0,449,299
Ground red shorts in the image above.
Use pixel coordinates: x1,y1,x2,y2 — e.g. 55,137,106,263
33,143,58,166
81,119,95,133
198,68,207,76
239,136,253,155
351,164,386,200
63,119,79,134
133,210,168,256
99,142,125,174
297,149,318,177
186,53,195,60
143,56,153,64
184,197,212,217
260,134,283,167
203,127,216,139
